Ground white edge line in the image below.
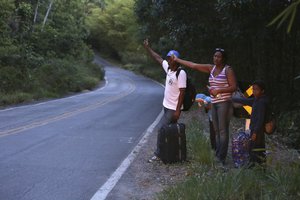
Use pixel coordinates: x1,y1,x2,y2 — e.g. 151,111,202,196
90,110,164,200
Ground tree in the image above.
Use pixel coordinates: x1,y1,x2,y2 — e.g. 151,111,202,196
0,0,102,99
42,0,54,30
86,0,139,60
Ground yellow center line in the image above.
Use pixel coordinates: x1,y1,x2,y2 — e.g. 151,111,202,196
0,78,136,138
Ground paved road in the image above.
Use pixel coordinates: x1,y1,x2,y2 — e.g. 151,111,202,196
0,55,164,200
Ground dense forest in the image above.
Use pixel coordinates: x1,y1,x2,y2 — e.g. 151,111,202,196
0,0,104,105
1,0,299,149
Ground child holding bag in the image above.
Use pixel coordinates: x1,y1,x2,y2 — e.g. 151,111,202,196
232,80,269,167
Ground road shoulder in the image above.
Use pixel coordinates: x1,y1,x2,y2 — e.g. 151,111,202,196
106,109,202,200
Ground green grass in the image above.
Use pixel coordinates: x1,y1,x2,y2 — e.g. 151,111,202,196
186,118,215,166
0,92,33,106
156,118,300,200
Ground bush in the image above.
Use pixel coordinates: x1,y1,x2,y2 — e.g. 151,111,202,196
278,110,300,149
0,57,104,107
0,92,33,106
0,65,33,93
34,58,104,95
33,59,77,94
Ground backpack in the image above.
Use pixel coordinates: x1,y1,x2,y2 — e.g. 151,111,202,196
264,105,276,135
175,67,196,111
264,112,276,135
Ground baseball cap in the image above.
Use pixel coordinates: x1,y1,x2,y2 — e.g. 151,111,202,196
166,50,180,58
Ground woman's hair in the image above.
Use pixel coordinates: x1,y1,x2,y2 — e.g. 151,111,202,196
252,80,266,91
214,48,227,64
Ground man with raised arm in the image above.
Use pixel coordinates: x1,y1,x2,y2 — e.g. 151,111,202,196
143,39,186,162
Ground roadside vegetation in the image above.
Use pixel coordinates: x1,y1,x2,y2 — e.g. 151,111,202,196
85,0,166,83
156,118,300,200
0,0,104,107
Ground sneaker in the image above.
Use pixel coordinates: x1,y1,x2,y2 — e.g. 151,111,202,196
148,155,160,163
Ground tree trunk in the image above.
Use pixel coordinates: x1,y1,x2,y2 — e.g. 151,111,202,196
42,0,54,31
33,0,39,24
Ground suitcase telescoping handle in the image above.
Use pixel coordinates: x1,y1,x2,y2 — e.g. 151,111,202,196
176,124,182,160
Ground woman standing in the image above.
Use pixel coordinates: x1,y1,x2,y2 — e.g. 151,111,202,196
173,48,237,165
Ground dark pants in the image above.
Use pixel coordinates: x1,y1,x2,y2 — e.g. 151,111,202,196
155,107,175,157
249,130,266,166
211,101,233,164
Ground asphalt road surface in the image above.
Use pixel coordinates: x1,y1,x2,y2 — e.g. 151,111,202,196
0,55,164,200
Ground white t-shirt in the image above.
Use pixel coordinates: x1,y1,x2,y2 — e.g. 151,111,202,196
162,60,187,110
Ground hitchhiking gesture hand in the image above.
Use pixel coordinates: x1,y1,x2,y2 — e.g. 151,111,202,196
143,39,149,48
171,54,178,62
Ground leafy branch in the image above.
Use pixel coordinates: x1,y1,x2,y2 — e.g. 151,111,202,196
268,0,300,33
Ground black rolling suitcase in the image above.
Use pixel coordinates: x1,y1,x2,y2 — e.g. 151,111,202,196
158,123,187,164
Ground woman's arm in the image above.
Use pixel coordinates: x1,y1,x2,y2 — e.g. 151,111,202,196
172,56,212,73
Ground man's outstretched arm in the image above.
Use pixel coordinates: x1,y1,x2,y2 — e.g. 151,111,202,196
143,39,163,65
